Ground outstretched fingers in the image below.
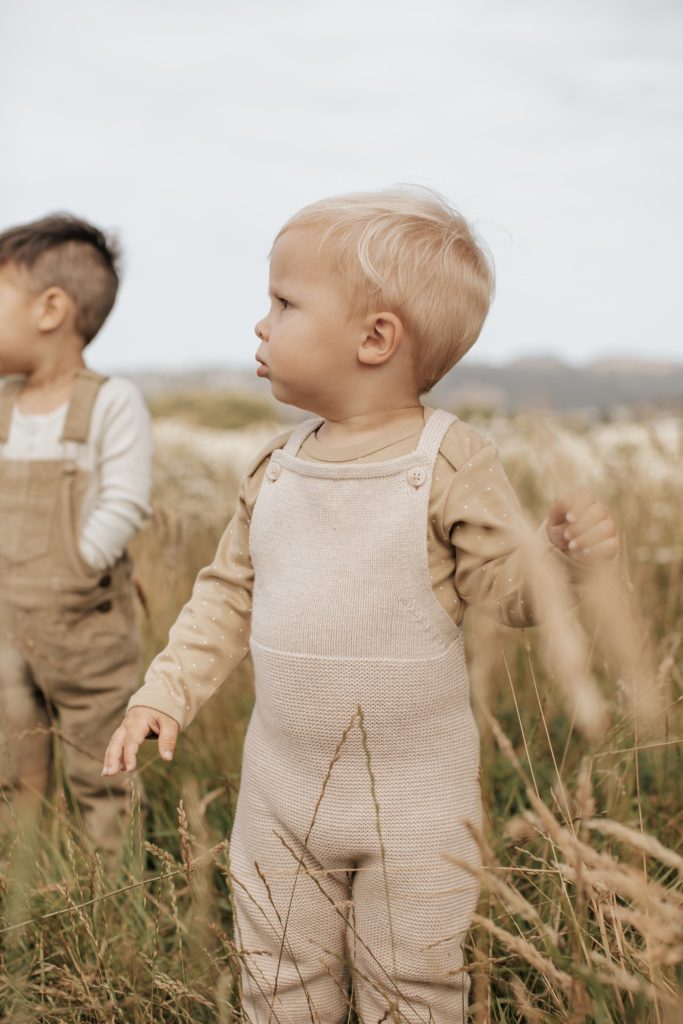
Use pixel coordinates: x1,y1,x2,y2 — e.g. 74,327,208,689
102,715,152,776
547,488,595,530
157,716,179,762
101,708,181,777
102,724,128,777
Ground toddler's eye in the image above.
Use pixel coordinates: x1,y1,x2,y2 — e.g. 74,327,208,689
278,297,291,310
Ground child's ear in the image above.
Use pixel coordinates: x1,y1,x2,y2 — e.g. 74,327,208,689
357,312,405,366
34,286,73,334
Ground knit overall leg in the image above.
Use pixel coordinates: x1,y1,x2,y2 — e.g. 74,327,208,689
348,771,482,1024
230,721,354,1024
0,635,52,828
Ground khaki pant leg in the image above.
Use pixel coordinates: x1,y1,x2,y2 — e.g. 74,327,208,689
0,637,52,828
52,639,145,855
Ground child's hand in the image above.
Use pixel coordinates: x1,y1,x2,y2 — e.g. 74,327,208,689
101,707,179,777
546,488,620,564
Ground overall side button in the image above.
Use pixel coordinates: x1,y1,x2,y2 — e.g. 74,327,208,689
406,466,427,488
266,462,282,482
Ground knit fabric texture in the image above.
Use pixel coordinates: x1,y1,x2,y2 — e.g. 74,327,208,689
229,409,481,1023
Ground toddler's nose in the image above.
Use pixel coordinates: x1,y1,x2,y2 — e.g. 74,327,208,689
254,318,268,341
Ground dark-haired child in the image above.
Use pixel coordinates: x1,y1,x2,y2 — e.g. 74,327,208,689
0,214,153,854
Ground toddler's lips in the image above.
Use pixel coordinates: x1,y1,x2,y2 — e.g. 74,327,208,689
256,363,269,377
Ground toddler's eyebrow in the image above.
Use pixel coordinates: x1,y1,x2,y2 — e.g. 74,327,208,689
268,282,295,298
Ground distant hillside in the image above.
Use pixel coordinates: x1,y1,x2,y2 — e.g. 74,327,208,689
128,357,683,416
430,356,683,412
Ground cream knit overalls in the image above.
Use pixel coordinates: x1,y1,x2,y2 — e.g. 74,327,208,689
0,370,142,852
230,409,482,1024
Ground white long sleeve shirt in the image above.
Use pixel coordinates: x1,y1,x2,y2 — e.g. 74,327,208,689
0,376,153,571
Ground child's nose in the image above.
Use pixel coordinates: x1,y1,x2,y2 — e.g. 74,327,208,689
254,318,268,342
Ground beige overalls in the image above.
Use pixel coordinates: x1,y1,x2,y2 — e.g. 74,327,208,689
0,369,142,853
230,409,482,1024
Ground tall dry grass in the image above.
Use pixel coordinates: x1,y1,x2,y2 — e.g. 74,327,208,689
0,404,681,1022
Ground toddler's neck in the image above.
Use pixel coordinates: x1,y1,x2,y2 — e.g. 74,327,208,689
16,360,86,416
314,403,425,449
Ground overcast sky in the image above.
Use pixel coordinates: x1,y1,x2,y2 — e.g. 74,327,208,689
1,0,681,374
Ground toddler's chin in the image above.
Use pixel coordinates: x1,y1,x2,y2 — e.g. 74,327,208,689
269,377,293,400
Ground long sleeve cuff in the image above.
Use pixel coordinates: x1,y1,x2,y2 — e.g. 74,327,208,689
126,682,188,730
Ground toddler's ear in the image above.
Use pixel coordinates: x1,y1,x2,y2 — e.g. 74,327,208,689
34,285,74,334
358,312,404,366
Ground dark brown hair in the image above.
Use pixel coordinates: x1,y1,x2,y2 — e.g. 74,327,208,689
0,213,121,344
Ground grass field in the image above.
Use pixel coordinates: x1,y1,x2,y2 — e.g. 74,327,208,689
1,398,681,1022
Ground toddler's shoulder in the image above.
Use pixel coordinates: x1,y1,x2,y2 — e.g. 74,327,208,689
96,374,147,406
437,414,497,472
244,425,298,479
97,374,145,401
90,375,151,430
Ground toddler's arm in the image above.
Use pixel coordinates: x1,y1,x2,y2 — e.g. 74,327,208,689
79,379,153,570
101,427,293,776
126,472,255,729
441,425,603,627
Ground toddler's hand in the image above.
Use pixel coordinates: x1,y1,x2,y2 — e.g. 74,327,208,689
546,488,620,564
101,707,179,777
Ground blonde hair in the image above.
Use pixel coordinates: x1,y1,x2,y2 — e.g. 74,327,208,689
272,185,495,395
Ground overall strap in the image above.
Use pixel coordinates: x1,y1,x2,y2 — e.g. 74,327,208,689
0,378,24,444
415,407,458,465
61,369,108,444
282,416,325,456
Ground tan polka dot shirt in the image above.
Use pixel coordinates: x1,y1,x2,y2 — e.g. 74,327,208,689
127,407,585,729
